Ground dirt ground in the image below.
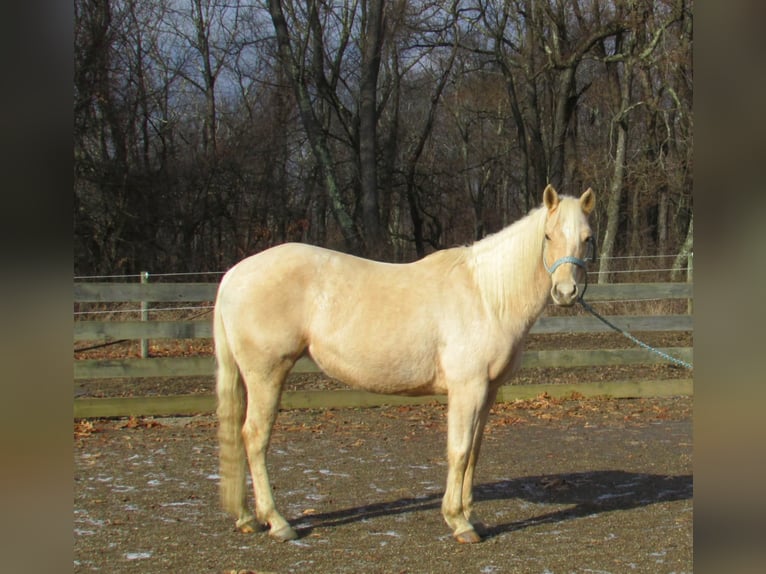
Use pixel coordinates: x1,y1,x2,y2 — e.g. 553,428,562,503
74,393,692,573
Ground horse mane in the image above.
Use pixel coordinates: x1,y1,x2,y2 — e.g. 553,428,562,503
467,205,548,320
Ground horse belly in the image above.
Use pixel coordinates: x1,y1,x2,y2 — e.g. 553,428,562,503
307,341,446,396
300,249,453,395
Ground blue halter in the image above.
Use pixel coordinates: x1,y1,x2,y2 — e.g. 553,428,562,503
542,254,589,275
542,236,596,299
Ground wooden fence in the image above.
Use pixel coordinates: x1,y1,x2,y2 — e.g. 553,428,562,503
74,282,693,418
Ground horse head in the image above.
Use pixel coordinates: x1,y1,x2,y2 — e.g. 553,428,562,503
542,185,596,306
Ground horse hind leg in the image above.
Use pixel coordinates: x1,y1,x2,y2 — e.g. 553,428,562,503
240,359,299,542
215,310,261,534
218,380,262,534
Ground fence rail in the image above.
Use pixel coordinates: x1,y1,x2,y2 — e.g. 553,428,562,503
74,281,692,304
73,281,693,417
73,314,691,345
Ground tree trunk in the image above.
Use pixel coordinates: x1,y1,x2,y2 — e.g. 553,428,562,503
671,214,693,281
599,58,633,284
657,186,668,254
358,0,385,257
401,2,459,257
630,183,641,258
549,66,576,189
192,0,217,158
267,0,361,253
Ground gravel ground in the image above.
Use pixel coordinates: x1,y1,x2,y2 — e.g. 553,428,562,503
74,394,692,573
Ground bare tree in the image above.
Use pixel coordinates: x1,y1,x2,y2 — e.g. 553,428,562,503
358,0,386,254
397,1,462,256
481,0,625,207
267,0,364,253
596,0,687,282
73,0,693,276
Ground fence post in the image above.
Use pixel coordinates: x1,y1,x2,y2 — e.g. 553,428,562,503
140,271,149,358
687,252,693,314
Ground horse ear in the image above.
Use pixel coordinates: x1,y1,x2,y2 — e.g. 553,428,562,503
580,188,595,215
543,184,559,211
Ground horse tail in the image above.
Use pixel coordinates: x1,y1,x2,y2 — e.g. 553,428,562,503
214,294,248,517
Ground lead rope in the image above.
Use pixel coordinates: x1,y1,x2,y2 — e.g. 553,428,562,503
577,294,693,371
545,245,693,371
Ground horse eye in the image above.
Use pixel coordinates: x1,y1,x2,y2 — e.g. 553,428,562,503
545,233,551,241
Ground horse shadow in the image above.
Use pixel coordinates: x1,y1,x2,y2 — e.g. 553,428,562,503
292,470,692,540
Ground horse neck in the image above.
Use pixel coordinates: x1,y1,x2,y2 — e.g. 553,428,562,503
468,207,550,326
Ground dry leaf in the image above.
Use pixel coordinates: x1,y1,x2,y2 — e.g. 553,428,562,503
74,420,96,437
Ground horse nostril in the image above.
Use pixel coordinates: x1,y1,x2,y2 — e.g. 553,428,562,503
554,282,577,302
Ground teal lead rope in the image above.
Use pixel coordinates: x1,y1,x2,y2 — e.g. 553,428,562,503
543,245,693,371
577,296,693,371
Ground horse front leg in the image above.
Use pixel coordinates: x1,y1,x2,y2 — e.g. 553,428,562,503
460,384,499,528
442,384,489,544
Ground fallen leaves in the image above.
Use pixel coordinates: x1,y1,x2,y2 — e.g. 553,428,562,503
516,392,557,409
74,419,97,438
274,421,324,434
120,416,164,430
485,392,690,430
76,339,213,361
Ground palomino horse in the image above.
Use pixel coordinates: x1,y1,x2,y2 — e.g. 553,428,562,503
215,185,595,543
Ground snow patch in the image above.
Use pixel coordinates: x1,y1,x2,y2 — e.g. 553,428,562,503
125,551,152,560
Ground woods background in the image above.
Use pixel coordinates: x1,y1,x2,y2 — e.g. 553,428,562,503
73,0,692,280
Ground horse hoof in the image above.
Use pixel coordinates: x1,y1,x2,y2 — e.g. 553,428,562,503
455,529,482,544
236,517,265,534
270,525,299,542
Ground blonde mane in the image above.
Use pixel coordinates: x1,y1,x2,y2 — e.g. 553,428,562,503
467,205,548,321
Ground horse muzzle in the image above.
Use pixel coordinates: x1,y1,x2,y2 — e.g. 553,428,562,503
544,254,589,306
550,280,579,306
